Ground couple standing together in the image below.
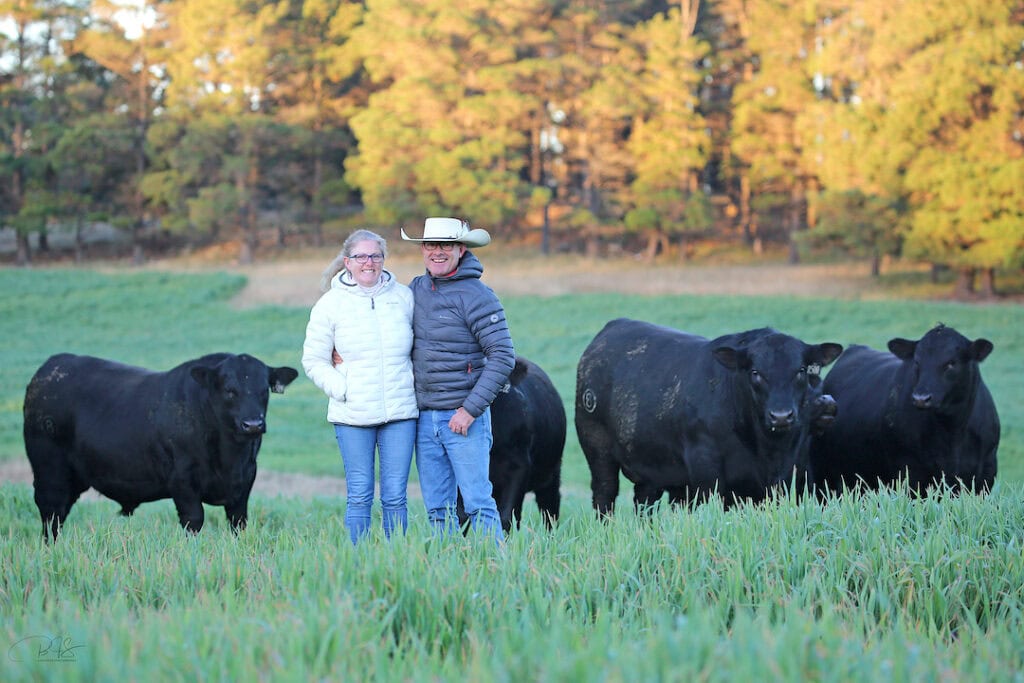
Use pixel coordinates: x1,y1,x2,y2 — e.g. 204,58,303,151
301,217,514,545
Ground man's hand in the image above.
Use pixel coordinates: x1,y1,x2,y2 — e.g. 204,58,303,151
332,349,343,366
449,407,475,436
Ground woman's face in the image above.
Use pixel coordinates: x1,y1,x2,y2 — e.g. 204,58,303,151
344,239,384,287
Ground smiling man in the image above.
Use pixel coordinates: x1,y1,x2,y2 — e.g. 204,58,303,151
401,217,515,544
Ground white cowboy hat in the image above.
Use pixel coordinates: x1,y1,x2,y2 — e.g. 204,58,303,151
400,217,491,248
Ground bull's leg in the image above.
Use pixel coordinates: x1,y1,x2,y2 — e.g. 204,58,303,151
668,483,715,510
34,488,74,543
455,491,469,532
493,463,529,533
508,488,530,533
31,465,87,543
666,486,690,508
632,483,665,515
579,424,620,517
224,496,249,533
978,448,997,494
531,482,561,529
172,496,205,532
588,456,620,518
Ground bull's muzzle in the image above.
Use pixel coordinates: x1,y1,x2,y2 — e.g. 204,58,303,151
810,394,838,435
239,418,267,436
768,409,796,431
911,392,933,409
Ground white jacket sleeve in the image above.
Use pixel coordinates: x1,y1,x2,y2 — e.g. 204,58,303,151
302,299,348,402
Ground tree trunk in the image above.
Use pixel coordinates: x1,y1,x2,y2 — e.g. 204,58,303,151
788,185,803,264
239,238,255,265
16,233,31,266
642,230,664,262
74,218,85,263
740,173,752,246
870,251,881,277
978,268,996,299
953,268,975,299
310,154,324,248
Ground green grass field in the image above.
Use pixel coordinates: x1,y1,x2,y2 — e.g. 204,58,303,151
1,267,1022,681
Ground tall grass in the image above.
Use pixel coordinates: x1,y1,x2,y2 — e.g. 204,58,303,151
1,267,1023,681
2,482,1022,681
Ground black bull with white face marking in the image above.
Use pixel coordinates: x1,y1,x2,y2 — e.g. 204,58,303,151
23,352,298,540
575,319,842,514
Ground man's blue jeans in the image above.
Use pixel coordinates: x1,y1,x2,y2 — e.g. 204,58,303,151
415,408,504,543
334,418,416,545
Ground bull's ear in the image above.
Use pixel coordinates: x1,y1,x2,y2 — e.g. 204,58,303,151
887,338,917,360
713,346,741,370
812,343,844,368
190,366,217,388
970,338,994,363
270,366,299,394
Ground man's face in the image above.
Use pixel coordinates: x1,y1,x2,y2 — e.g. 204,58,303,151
421,241,465,277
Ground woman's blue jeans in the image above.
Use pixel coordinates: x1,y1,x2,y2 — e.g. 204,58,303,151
334,418,416,545
415,408,504,543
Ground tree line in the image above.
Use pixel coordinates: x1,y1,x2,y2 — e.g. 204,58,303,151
1,0,1022,296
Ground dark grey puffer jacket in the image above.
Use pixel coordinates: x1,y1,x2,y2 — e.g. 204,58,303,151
409,251,515,417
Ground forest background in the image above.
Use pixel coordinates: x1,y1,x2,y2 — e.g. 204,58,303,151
1,0,1023,299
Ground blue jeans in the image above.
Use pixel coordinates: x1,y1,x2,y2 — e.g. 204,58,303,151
334,419,416,545
415,408,504,543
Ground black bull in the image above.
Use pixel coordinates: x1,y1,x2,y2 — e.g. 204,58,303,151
458,356,566,532
810,324,999,494
23,352,298,540
575,319,842,513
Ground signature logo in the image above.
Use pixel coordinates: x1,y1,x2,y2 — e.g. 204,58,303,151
8,635,85,663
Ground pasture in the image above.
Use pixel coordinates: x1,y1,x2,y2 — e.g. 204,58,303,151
1,266,1023,681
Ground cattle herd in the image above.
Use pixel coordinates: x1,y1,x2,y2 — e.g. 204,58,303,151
22,320,999,541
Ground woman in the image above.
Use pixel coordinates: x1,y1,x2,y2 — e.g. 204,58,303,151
302,229,418,544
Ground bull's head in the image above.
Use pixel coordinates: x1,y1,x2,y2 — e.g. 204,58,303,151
888,324,992,414
714,332,843,435
191,354,299,438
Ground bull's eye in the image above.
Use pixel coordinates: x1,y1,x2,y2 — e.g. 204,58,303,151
945,361,956,371
750,369,762,383
225,389,238,400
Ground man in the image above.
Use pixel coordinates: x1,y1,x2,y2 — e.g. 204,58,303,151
401,216,515,542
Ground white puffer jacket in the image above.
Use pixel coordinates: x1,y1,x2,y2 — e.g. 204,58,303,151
302,270,418,426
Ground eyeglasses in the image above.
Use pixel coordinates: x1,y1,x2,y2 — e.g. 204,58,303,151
422,242,456,252
348,253,384,263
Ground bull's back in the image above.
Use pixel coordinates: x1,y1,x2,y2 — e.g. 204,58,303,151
576,319,713,481
578,319,709,409
26,354,167,428
23,354,187,472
